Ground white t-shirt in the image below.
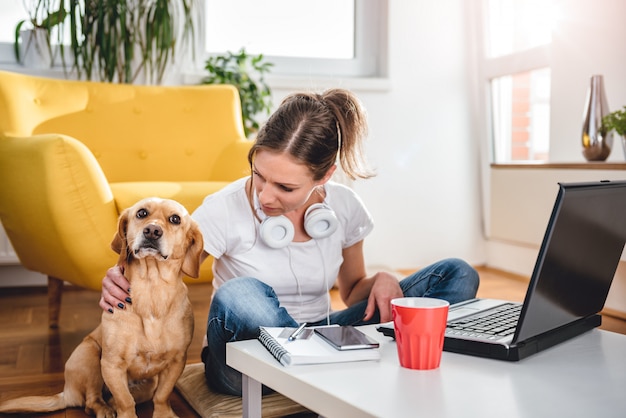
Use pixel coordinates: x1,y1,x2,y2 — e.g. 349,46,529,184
192,177,374,323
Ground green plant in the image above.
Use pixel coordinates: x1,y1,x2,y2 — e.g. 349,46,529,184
603,106,626,136
14,0,198,84
202,48,274,138
14,0,67,64
66,0,198,84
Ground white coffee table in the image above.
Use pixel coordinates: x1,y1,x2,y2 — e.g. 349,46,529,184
226,325,626,418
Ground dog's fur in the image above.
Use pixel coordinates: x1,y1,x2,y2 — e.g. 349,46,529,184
0,197,204,418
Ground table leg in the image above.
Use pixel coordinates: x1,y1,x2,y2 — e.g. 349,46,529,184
242,373,262,418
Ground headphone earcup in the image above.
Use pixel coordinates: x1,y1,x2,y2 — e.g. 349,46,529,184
259,215,295,249
304,203,339,239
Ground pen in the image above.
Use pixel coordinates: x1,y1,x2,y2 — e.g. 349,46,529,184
288,322,307,341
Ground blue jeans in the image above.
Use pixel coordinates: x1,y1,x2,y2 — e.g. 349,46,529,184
202,258,479,395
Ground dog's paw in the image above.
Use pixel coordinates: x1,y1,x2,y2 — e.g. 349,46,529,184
153,404,178,418
153,412,179,418
112,410,137,418
94,406,116,418
86,400,116,418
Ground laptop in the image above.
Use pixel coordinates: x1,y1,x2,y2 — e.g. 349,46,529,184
378,180,626,361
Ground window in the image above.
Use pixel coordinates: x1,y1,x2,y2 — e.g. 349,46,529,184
1,1,387,78
482,0,555,162
0,0,69,65
0,0,28,63
203,0,386,77
491,69,551,161
485,0,552,59
206,0,354,59
0,1,26,43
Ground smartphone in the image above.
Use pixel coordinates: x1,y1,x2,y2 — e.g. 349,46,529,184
314,326,380,351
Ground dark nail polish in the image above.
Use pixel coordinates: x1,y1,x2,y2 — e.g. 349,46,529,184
118,302,125,309
128,287,131,293
108,308,114,314
125,297,132,304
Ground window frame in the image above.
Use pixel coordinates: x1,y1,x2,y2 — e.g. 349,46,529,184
273,0,383,78
200,0,388,78
0,1,388,80
0,44,15,65
476,2,552,163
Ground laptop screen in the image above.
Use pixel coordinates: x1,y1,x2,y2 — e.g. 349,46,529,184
515,181,626,342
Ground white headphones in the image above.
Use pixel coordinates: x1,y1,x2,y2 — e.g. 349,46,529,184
257,201,339,249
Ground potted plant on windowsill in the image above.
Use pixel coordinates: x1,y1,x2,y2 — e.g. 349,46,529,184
603,106,626,160
201,48,274,138
15,0,199,84
14,0,67,69
67,0,199,84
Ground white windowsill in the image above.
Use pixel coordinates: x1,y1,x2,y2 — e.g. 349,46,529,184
183,71,391,92
0,64,391,93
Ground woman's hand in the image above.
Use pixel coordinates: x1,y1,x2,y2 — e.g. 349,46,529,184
363,271,403,323
338,241,402,322
99,265,131,313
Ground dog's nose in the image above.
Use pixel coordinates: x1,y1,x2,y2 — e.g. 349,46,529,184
143,224,163,240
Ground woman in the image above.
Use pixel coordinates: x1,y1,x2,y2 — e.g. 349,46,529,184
100,89,479,396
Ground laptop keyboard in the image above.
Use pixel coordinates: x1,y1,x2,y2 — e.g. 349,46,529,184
446,303,522,340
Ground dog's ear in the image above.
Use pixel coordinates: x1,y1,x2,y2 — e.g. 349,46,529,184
182,219,204,279
111,208,130,261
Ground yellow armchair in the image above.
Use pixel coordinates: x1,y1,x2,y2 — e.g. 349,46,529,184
0,70,252,327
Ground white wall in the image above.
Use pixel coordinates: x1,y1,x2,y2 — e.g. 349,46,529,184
357,1,485,271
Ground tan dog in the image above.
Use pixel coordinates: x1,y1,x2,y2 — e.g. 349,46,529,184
0,197,204,418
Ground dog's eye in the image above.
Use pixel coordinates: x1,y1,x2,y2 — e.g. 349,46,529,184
169,215,181,225
137,209,149,219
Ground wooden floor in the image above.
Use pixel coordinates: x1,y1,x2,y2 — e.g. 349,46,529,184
0,266,624,417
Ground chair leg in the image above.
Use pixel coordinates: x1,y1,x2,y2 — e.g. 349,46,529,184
48,276,64,329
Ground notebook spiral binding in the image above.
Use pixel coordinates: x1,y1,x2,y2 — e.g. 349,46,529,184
259,327,288,363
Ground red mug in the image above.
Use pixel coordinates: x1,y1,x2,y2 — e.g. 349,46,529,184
391,297,449,370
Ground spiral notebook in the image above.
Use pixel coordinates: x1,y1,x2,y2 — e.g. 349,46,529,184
258,326,380,367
